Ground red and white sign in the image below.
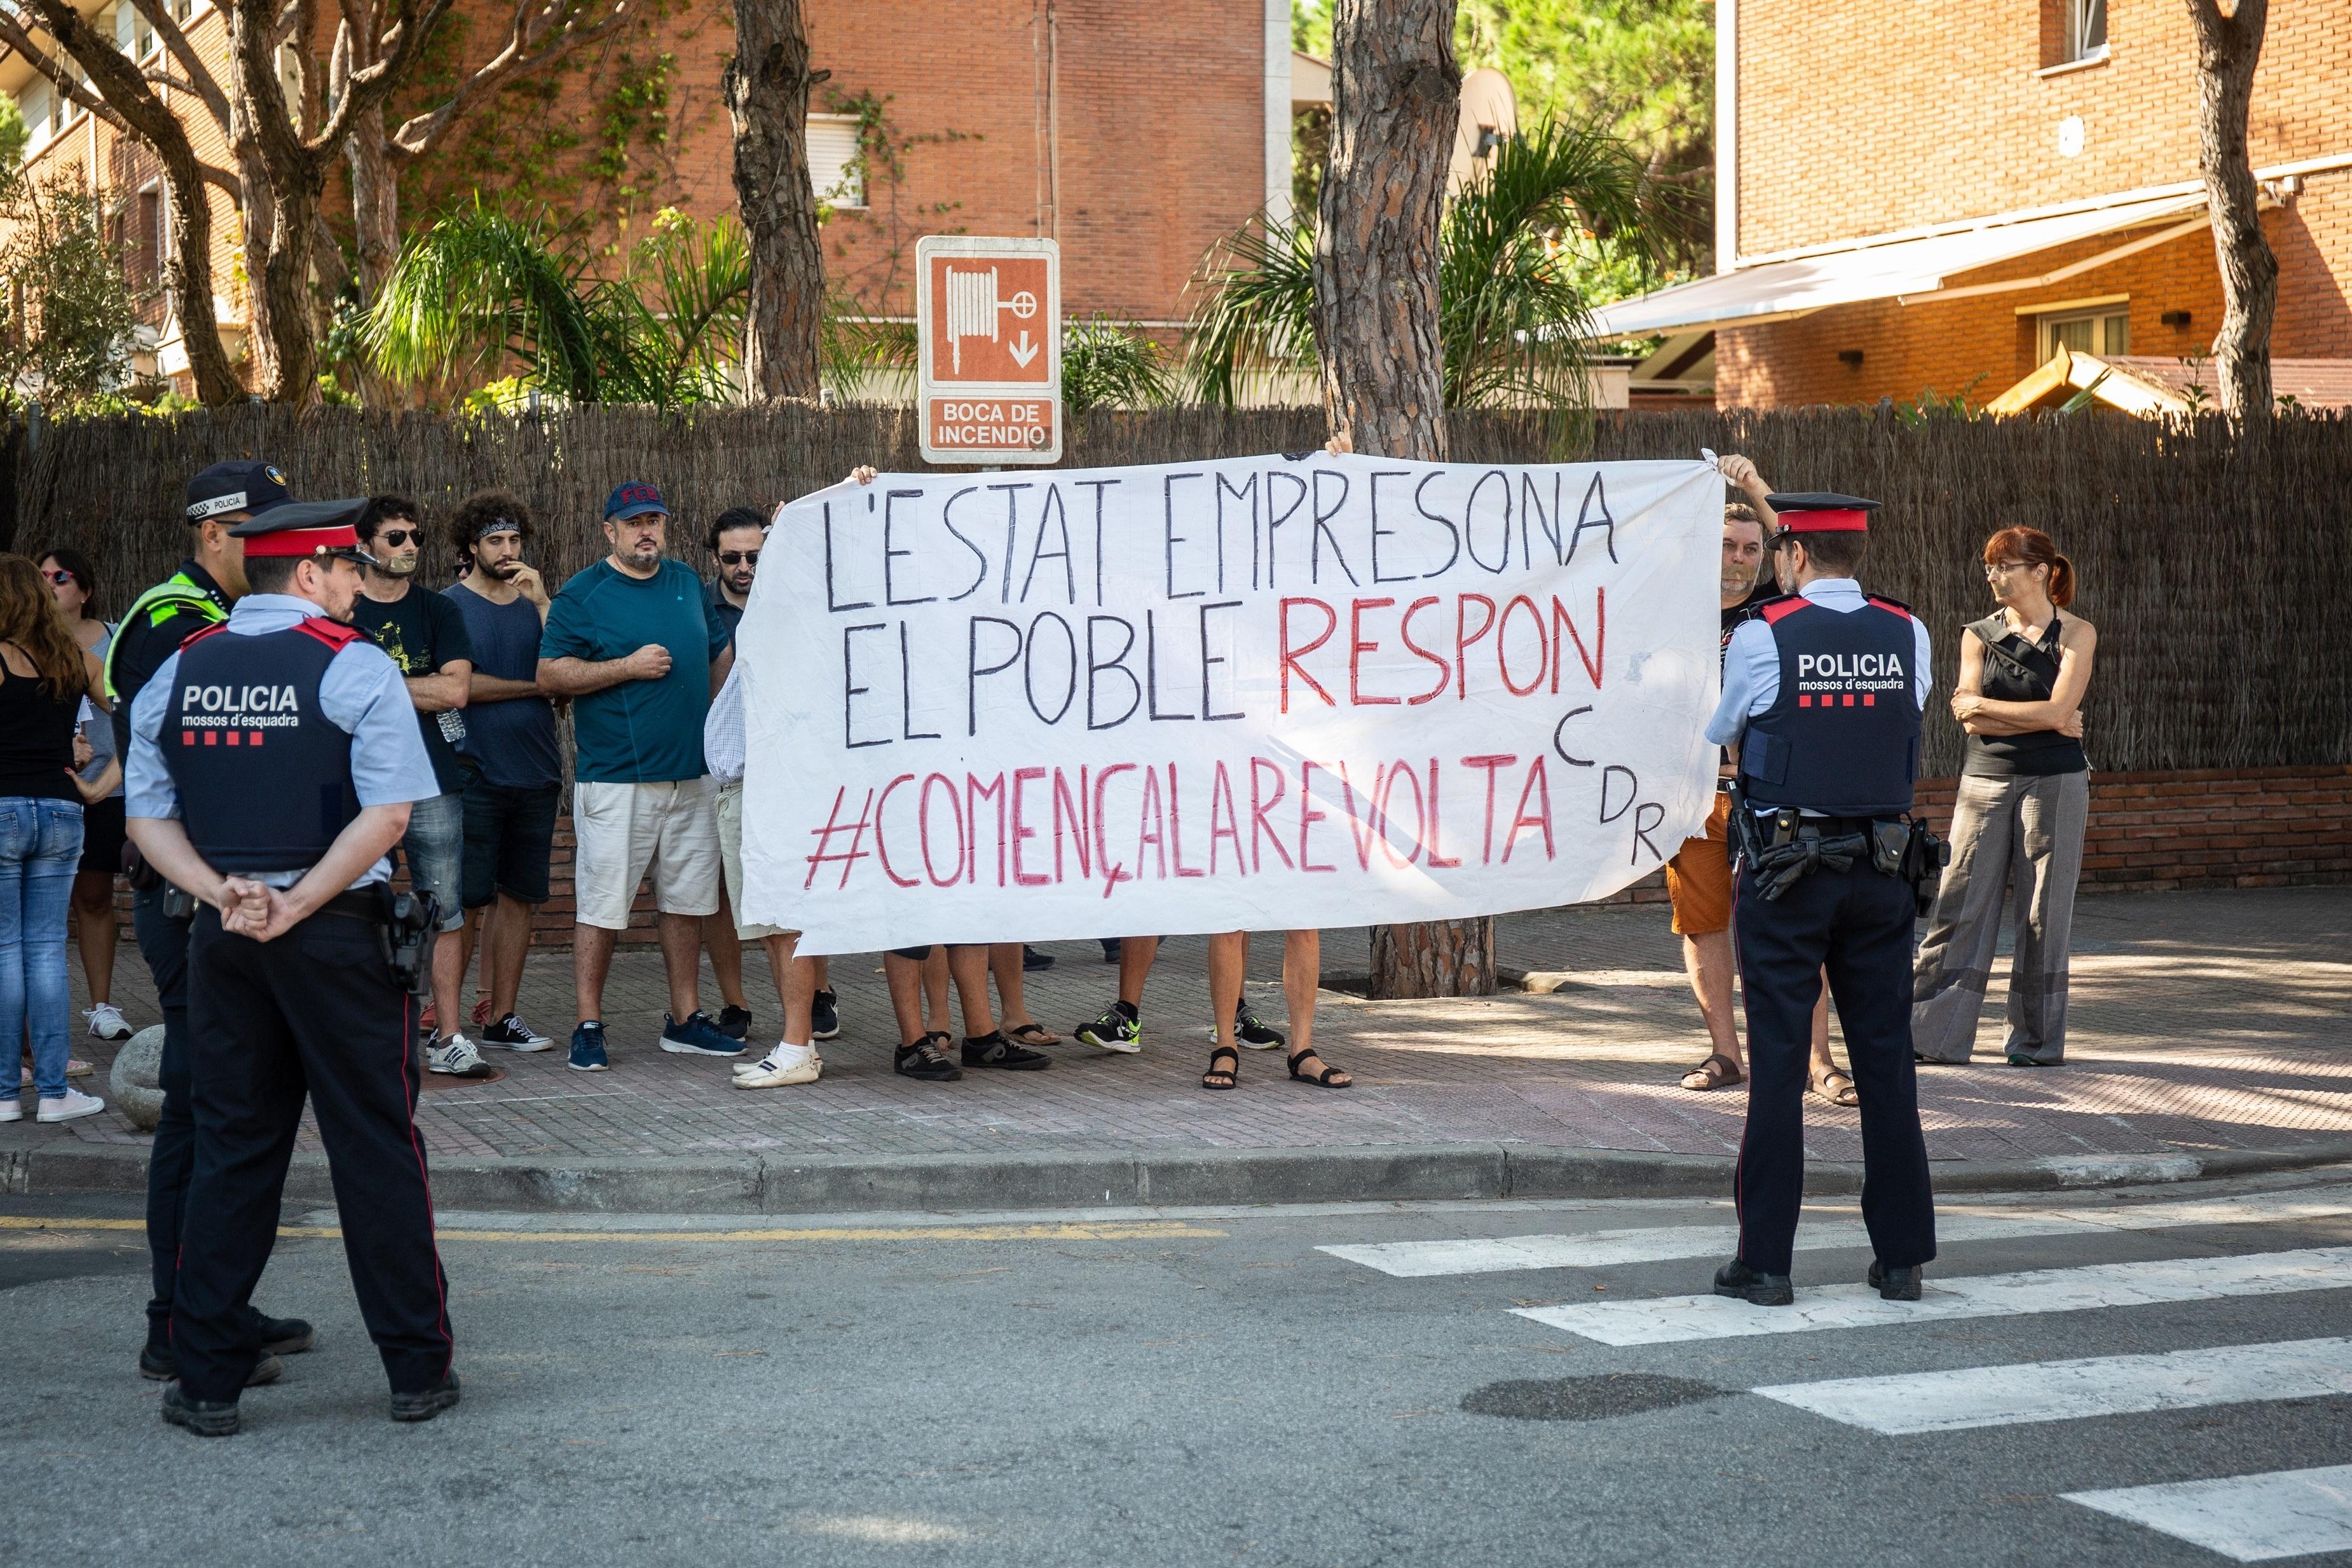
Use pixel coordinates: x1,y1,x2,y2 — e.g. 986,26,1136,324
916,235,1060,465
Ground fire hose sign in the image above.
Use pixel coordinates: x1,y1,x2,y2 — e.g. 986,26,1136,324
917,235,1061,466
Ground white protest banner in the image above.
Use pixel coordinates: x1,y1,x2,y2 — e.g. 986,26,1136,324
737,452,1722,955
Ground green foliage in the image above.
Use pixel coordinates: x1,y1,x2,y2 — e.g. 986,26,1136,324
1294,1,1714,263
364,201,749,409
1187,119,1670,410
0,177,139,412
1062,318,1172,414
0,97,28,170
819,308,914,403
1891,375,1990,427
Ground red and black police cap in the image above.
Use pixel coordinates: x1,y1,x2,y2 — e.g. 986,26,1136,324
1765,492,1880,534
228,498,378,564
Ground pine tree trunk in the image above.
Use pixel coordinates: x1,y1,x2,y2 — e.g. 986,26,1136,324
348,107,402,307
724,0,825,401
1314,0,1485,999
1311,0,1458,460
156,158,242,406
2186,0,2276,426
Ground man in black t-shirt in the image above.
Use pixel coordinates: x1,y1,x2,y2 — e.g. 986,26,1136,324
350,496,489,1079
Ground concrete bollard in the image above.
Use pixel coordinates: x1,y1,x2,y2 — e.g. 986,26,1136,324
109,1025,166,1132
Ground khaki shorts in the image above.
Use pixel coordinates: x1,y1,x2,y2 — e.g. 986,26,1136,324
1664,791,1733,936
716,779,797,942
571,777,722,931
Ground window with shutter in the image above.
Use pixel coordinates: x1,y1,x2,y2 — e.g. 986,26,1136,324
806,114,865,209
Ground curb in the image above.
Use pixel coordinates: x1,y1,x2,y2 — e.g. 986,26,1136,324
8,1136,2352,1215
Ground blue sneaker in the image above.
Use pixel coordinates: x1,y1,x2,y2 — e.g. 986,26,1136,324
568,1022,609,1073
660,1011,744,1057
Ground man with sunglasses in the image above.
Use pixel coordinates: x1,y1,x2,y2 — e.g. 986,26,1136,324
349,496,491,1081
701,506,844,1047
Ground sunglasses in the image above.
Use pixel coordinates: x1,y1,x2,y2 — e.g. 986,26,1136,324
374,528,420,547
42,568,78,587
718,550,760,566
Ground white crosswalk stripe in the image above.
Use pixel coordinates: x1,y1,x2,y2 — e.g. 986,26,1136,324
1751,1335,2352,1434
1318,1185,2352,1278
1514,1246,2352,1345
2063,1464,2352,1563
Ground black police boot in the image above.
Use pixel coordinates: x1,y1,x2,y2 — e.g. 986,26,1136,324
161,1382,241,1436
390,1370,462,1423
257,1313,316,1355
1868,1260,1924,1301
1713,1257,1795,1307
139,1344,285,1387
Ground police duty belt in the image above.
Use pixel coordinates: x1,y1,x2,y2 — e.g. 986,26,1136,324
1747,828,1872,902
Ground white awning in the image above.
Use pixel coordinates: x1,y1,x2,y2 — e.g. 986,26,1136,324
1589,192,2208,339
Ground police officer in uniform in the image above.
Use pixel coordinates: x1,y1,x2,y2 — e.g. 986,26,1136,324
108,460,315,1384
126,501,459,1435
1704,494,1937,1306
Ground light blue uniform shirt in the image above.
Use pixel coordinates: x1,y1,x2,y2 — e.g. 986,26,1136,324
1704,578,1936,808
127,593,439,889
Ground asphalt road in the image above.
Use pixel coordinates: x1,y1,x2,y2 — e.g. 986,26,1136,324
7,1169,2352,1567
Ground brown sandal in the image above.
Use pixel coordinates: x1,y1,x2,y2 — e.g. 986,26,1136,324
1202,1045,1240,1091
1680,1053,1744,1091
1810,1067,1860,1107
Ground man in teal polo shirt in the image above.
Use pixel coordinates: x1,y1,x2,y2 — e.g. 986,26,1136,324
538,481,739,1071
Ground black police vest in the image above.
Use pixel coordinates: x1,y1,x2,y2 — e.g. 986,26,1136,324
1737,595,1922,818
160,619,364,873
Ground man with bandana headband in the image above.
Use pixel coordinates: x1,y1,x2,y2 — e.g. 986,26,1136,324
444,491,562,1053
349,496,489,1080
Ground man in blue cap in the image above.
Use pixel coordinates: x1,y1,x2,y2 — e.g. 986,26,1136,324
128,498,458,1434
1704,493,1938,1309
113,460,314,1389
538,481,739,1071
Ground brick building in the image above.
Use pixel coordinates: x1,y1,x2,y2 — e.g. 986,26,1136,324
1594,0,2352,411
3,0,1293,393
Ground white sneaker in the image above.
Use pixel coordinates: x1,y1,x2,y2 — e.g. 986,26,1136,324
732,1042,821,1089
0,1097,19,1122
37,1087,105,1123
425,1033,497,1078
84,1004,133,1041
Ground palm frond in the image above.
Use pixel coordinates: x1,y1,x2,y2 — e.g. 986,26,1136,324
364,201,603,399
1181,212,1318,405
1062,317,1172,413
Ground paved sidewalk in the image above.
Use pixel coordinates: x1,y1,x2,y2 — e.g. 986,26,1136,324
13,886,2349,1200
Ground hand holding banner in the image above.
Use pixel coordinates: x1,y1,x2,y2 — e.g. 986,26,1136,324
739,452,1722,955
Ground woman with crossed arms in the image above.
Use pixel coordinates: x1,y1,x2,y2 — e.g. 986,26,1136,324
1912,526,2094,1067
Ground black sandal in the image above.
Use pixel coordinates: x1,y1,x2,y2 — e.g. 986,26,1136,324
1202,1045,1239,1091
1004,1021,1062,1048
1286,1046,1351,1088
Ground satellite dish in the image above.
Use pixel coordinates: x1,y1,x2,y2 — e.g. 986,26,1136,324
1449,69,1520,194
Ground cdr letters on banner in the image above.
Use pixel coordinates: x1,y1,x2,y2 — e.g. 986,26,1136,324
739,452,1723,953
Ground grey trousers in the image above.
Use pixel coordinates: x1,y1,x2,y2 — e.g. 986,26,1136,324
1910,770,2090,1064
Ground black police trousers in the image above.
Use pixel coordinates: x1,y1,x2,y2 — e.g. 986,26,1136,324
173,904,453,1403
1732,854,1936,1278
137,886,279,1351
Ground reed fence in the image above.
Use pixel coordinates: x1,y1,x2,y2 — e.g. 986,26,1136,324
15,403,2348,779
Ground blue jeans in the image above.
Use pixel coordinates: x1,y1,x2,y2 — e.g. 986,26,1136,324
402,791,467,933
0,796,86,1100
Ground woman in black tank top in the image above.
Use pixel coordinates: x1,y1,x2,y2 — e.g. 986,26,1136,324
1912,528,2098,1067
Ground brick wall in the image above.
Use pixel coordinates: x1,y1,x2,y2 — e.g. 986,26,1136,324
1735,0,2351,258
1715,174,2352,407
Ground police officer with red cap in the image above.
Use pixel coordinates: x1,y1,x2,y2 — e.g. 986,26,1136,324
114,460,316,1388
1703,493,1938,1308
126,500,459,1436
